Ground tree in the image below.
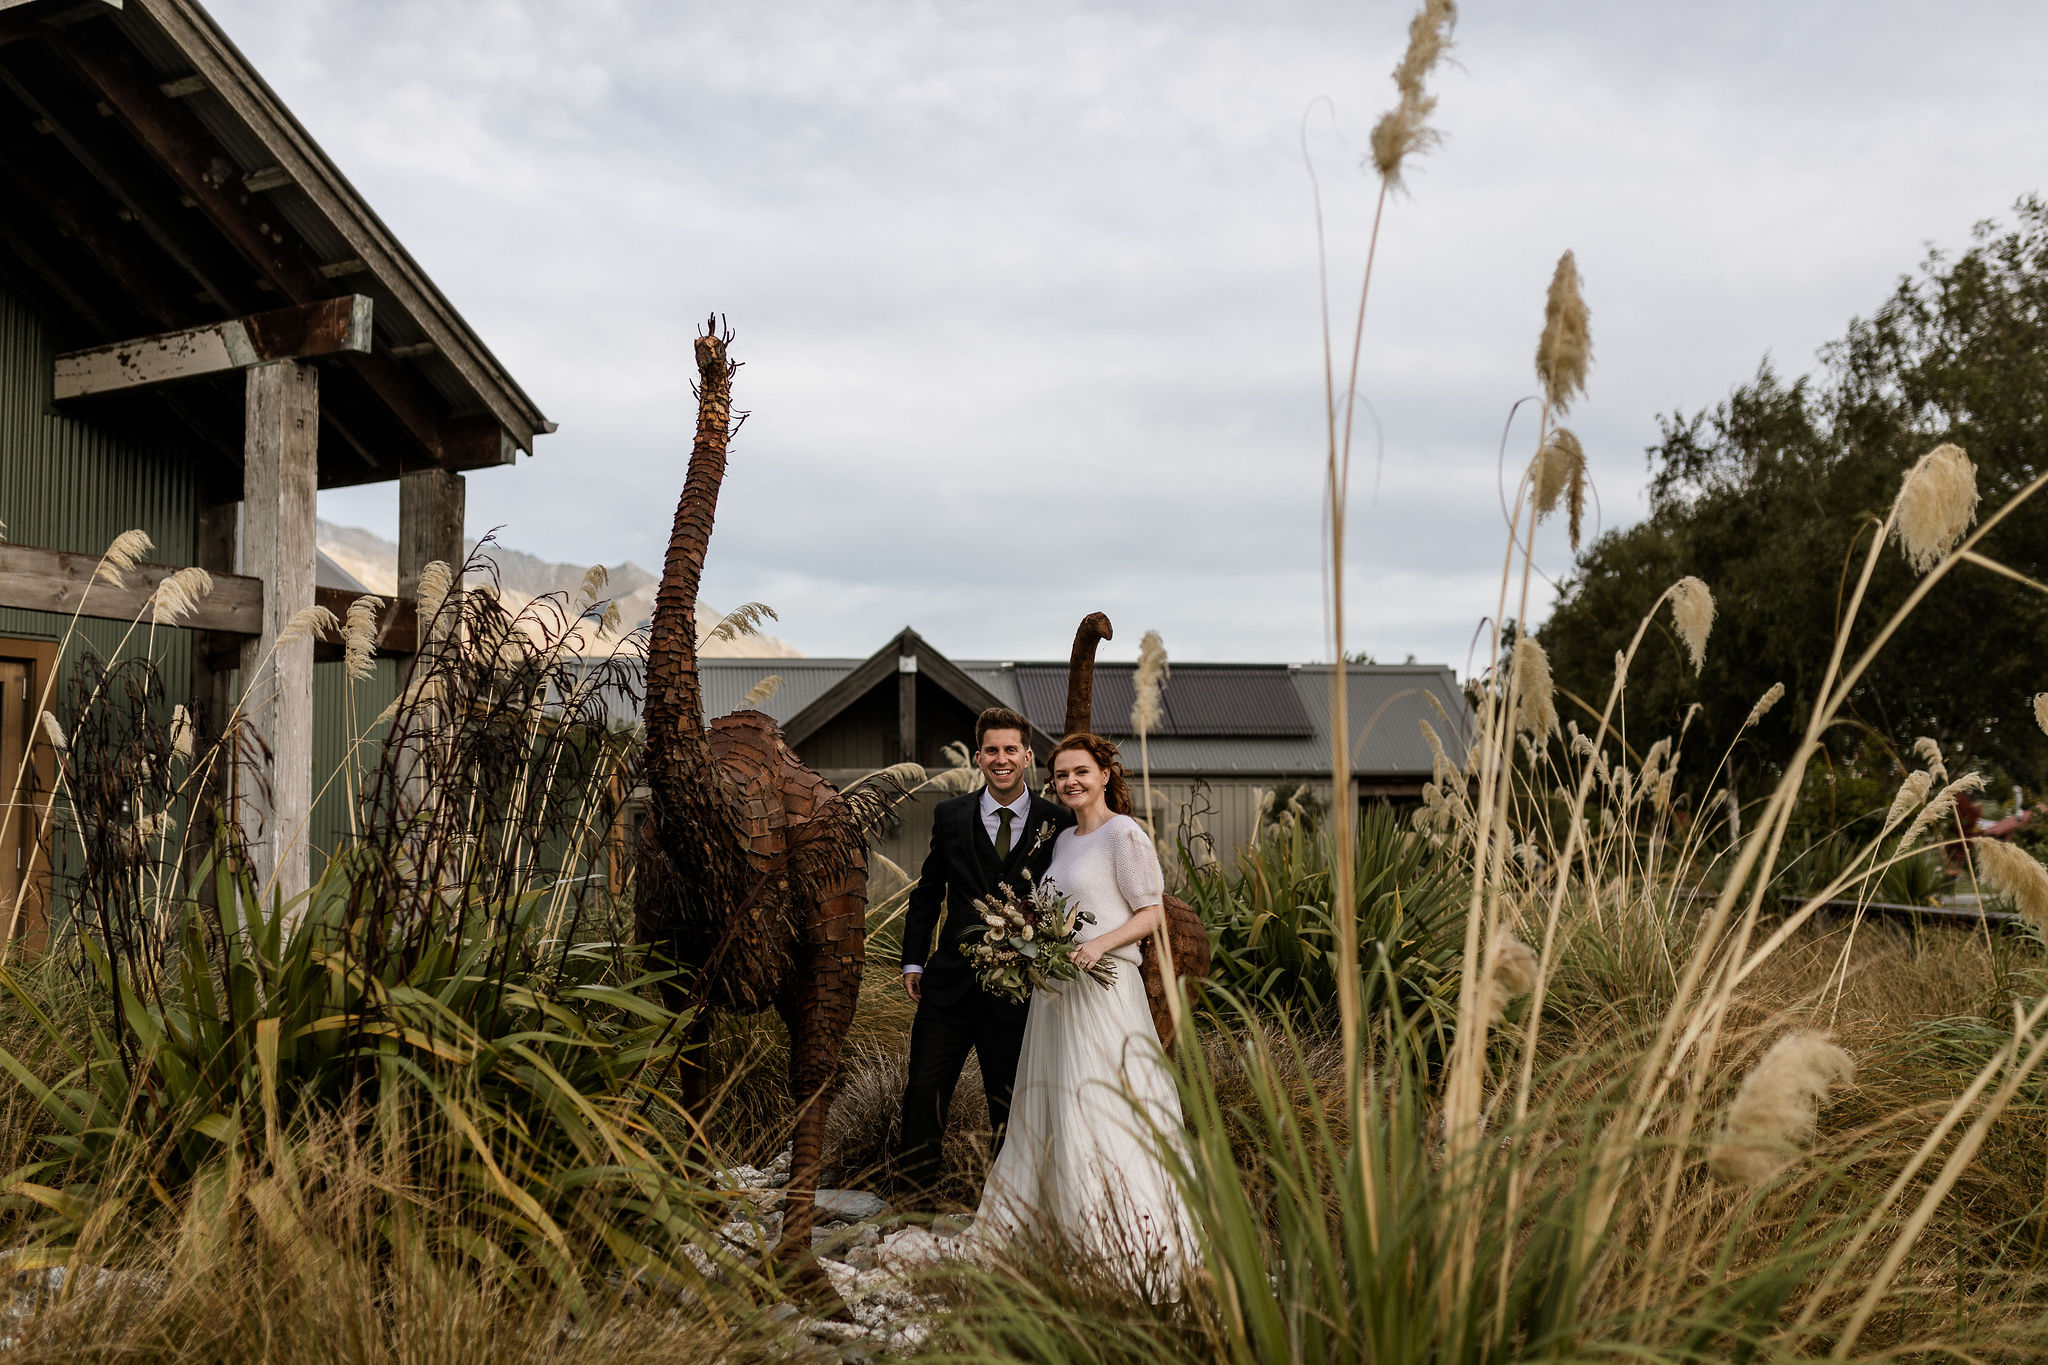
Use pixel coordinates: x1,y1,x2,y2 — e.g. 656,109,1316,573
1541,198,2048,797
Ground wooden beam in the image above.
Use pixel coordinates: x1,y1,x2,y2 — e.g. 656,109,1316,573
54,295,372,399
50,32,459,460
0,52,242,313
0,540,262,632
439,416,516,470
238,359,318,904
897,649,917,764
0,135,184,328
397,466,464,607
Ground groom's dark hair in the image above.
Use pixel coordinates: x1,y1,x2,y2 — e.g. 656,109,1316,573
975,706,1032,749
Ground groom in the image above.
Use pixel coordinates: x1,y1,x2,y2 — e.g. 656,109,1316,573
895,705,1073,1198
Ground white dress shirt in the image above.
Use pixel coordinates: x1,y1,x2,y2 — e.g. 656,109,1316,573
905,785,1034,977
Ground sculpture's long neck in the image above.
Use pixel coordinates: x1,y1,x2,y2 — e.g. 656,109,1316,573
1065,625,1105,738
645,331,732,790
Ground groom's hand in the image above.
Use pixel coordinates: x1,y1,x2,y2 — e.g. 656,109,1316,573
903,969,923,1003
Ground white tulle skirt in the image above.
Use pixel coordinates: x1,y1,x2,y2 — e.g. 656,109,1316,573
972,958,1197,1294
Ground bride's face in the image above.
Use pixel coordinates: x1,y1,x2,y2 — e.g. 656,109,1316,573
1052,750,1108,811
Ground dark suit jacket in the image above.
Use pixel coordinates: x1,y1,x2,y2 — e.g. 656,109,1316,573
901,790,1073,1018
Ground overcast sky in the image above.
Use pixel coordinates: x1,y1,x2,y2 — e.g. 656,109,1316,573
238,0,2048,670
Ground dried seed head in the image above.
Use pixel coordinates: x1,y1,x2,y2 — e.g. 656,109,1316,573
2036,693,2048,737
1534,251,1592,414
1511,635,1557,738
598,601,622,640
1882,770,1933,836
275,605,340,650
1418,718,1454,784
1481,929,1539,1025
1974,840,2048,924
1912,736,1947,784
1708,1030,1854,1186
168,704,194,761
1368,0,1457,188
343,595,383,682
149,566,214,625
1132,630,1169,736
704,600,778,644
1532,426,1584,524
741,675,784,710
38,710,66,753
416,561,454,624
1900,772,1986,849
1889,443,1978,573
1668,577,1714,674
577,564,608,603
1744,682,1785,729
95,530,154,588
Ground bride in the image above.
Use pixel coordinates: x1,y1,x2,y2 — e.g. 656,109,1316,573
973,732,1196,1287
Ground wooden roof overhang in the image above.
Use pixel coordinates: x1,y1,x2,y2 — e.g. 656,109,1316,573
780,627,1060,758
0,0,553,499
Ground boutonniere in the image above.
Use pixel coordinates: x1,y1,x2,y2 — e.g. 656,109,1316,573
1025,819,1057,858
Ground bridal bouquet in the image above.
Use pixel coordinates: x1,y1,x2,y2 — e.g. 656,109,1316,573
962,876,1117,1003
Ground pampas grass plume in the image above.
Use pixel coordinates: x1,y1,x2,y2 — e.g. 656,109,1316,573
1974,839,2048,925
276,605,339,650
704,600,778,644
95,529,153,588
1889,443,1978,573
1912,736,1947,784
1532,427,1584,523
1709,1030,1854,1186
741,675,784,709
1511,635,1557,738
343,596,382,682
1535,252,1592,413
1883,770,1933,835
1481,930,1539,1025
38,710,65,753
1368,0,1456,188
577,564,608,603
416,561,453,624
1900,772,1986,849
1132,630,1168,736
1669,577,1714,673
1745,682,1785,728
149,566,213,625
2036,693,2048,737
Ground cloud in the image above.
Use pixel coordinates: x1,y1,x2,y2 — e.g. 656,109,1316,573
266,0,2048,667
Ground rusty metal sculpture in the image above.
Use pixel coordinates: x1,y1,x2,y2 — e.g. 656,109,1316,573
635,321,866,1287
1061,612,1210,1045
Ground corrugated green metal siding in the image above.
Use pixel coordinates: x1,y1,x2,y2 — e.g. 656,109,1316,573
309,656,398,870
0,282,200,705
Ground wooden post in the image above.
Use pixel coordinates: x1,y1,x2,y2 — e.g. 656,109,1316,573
398,467,465,609
238,360,319,906
190,500,240,737
897,648,917,764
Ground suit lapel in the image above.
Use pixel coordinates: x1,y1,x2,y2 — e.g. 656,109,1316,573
964,796,1003,884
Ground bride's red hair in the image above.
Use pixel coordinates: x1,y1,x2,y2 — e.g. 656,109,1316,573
1047,733,1134,816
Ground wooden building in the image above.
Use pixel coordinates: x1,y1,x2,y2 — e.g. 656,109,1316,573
606,629,1473,876
0,0,551,931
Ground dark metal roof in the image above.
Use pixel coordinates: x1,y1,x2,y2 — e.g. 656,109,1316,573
1013,662,1313,739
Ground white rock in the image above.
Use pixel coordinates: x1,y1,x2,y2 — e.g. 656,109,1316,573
874,1226,943,1271
815,1189,889,1222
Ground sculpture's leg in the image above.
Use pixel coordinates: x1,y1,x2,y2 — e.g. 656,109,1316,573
771,875,866,1306
678,1004,714,1115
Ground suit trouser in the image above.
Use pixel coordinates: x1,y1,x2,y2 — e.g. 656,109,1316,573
897,991,1027,1193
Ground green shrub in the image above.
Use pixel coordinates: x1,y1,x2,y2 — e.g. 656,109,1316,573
1179,804,1462,1033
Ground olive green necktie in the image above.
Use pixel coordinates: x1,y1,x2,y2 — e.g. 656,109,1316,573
995,807,1014,861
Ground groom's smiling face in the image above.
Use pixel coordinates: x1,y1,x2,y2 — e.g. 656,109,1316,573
976,729,1031,802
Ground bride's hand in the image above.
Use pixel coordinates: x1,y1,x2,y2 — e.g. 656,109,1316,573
1072,941,1103,971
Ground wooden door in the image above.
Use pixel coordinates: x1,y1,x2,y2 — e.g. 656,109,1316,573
0,659,28,930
